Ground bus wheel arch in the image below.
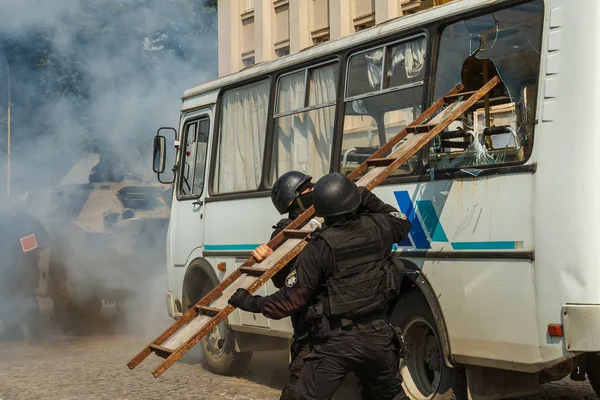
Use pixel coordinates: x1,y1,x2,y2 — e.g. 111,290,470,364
182,258,252,376
391,260,466,400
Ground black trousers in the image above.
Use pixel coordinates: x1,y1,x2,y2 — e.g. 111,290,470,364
289,336,312,384
294,320,406,400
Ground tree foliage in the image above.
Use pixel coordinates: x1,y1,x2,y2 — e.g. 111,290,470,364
0,0,217,153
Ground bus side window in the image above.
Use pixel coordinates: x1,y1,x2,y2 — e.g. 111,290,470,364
341,36,426,177
180,123,197,195
179,118,210,197
269,62,338,186
213,79,270,194
429,1,543,171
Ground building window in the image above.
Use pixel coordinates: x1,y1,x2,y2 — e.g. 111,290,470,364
275,46,290,58
354,17,375,32
242,55,256,67
312,29,330,45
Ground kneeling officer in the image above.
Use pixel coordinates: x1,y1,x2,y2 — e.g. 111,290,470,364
229,173,411,400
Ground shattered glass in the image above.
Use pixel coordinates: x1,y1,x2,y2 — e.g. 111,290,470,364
429,0,543,172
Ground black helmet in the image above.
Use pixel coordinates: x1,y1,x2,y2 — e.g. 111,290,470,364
271,171,312,215
313,173,361,218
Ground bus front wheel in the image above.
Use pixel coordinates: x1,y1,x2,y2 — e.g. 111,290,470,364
391,291,467,400
199,320,253,376
182,265,252,376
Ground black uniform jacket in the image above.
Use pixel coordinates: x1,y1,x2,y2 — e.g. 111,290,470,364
260,188,412,320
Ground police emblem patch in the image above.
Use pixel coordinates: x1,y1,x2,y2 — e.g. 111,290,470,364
390,211,407,220
285,269,297,288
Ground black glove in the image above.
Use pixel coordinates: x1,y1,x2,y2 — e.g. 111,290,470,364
228,288,264,313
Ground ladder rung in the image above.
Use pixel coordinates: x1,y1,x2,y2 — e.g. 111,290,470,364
440,141,471,150
126,80,504,379
195,305,222,316
408,124,437,133
282,229,311,239
240,266,269,276
444,91,478,103
367,158,395,167
149,344,173,359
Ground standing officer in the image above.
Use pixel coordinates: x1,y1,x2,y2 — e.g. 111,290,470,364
251,170,316,399
0,200,51,344
229,172,411,400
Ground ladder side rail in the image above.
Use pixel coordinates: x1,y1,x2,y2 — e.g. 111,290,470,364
127,78,497,374
151,240,309,377
365,76,500,190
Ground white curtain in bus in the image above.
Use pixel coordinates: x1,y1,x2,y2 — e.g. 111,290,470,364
273,66,335,182
367,38,426,88
388,38,426,79
215,80,269,193
277,71,305,114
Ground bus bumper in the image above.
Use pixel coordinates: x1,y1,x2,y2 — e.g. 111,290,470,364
563,304,600,352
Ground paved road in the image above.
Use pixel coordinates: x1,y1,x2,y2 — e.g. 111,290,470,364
0,308,596,400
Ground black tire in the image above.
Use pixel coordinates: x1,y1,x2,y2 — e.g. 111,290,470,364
200,323,253,376
586,353,600,397
390,291,467,400
182,266,253,376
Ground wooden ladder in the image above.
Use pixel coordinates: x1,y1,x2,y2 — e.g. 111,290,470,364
127,76,500,378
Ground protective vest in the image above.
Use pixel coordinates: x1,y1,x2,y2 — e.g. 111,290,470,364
318,215,388,319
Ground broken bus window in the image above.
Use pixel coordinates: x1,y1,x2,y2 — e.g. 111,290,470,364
429,0,543,173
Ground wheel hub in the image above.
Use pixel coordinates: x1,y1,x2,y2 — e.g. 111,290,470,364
400,316,443,399
205,325,225,355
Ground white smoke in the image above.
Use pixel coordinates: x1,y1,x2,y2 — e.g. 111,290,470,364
0,0,217,339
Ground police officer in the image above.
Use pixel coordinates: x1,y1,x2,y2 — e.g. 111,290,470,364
251,171,316,398
229,173,411,400
0,200,51,344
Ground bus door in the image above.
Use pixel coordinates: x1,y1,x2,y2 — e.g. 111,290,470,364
170,109,212,267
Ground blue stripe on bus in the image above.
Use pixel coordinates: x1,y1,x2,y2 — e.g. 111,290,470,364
450,241,516,250
415,200,449,242
205,242,517,252
204,244,260,251
393,191,431,249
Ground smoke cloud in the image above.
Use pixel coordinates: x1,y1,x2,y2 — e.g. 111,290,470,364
0,0,217,193
0,0,217,339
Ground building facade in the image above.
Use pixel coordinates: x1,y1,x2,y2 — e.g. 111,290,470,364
217,0,456,77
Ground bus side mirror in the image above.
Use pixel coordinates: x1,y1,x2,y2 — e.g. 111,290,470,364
153,135,166,174
154,127,177,185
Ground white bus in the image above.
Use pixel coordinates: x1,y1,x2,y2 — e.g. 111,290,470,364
151,0,600,398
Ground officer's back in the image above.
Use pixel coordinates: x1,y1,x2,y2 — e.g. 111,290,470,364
0,204,50,296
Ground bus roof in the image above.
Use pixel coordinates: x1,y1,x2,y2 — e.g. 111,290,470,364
182,0,509,101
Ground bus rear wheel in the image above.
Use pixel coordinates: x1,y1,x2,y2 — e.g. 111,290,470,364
391,291,467,400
